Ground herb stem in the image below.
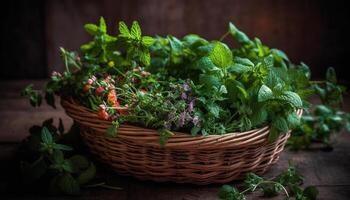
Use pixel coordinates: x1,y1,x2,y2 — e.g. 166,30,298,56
220,31,230,41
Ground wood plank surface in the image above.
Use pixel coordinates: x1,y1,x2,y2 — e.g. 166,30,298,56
0,80,349,199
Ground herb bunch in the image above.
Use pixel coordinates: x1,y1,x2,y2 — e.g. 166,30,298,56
16,119,96,195
218,164,318,200
22,17,349,145
287,68,350,150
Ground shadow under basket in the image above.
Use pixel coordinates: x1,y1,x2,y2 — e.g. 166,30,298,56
61,98,302,185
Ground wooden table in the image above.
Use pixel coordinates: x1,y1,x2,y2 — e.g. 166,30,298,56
1,80,349,200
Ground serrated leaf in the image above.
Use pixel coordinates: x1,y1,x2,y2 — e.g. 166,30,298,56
194,57,216,71
119,21,130,37
271,48,289,61
131,21,141,40
287,112,300,129
52,150,64,164
99,17,107,33
228,63,252,74
77,162,96,185
234,57,254,67
280,91,303,108
326,67,337,83
140,51,151,66
41,127,53,144
142,36,155,47
268,127,279,142
168,36,183,53
303,186,319,200
209,42,233,68
58,173,80,195
69,155,90,170
84,24,99,36
228,22,250,44
272,116,289,133
258,85,273,102
53,143,73,151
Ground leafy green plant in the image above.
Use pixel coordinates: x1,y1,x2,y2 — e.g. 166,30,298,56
288,68,350,150
218,164,318,200
17,119,96,195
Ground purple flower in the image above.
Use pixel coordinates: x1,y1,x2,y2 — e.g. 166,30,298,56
188,99,195,112
181,92,187,100
192,116,199,126
178,111,186,127
182,83,190,91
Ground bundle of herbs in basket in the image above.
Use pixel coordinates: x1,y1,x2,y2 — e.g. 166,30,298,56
23,17,337,184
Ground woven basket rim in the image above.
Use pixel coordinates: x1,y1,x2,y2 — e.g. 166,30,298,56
61,97,303,140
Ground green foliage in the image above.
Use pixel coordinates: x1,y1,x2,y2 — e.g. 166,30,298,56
22,18,348,147
288,68,349,150
18,120,96,195
218,164,318,200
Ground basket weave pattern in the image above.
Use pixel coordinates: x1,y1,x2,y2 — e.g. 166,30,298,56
61,98,302,184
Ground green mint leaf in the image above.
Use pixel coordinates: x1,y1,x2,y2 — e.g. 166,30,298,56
140,51,151,66
302,186,319,200
272,116,289,133
158,129,174,147
194,57,216,71
228,63,252,74
234,57,254,67
77,162,96,185
119,21,130,37
62,160,75,173
69,155,90,170
99,17,107,33
53,143,73,151
106,120,119,137
142,36,155,47
271,48,289,61
258,85,273,102
287,112,301,129
131,21,142,40
326,67,337,83
52,150,65,164
41,127,53,144
58,173,80,195
168,36,183,53
84,24,99,36
228,22,250,44
209,42,233,68
280,91,303,108
218,185,245,200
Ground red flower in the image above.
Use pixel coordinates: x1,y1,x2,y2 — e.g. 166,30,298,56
95,86,105,96
98,107,109,120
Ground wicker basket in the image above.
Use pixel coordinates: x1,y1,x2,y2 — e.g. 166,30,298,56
61,98,302,185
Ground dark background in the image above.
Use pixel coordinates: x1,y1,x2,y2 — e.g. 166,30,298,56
2,0,350,86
